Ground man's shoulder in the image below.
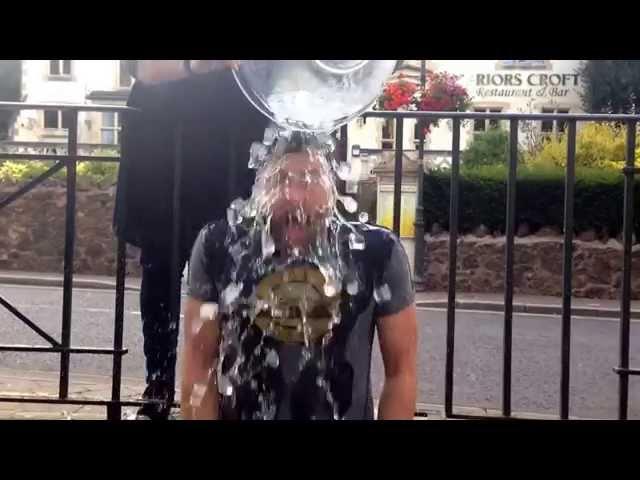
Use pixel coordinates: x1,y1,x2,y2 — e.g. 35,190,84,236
351,222,402,252
348,222,406,273
197,220,231,250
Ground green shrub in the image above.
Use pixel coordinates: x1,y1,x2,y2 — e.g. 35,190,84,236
423,164,638,238
527,122,640,169
462,128,518,169
0,148,119,188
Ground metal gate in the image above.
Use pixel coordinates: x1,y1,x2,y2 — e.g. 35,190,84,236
0,101,638,420
363,109,639,420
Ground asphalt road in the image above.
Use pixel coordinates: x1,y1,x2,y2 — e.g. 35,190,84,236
1,283,639,419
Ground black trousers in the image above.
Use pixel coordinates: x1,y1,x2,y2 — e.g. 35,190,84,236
139,244,190,399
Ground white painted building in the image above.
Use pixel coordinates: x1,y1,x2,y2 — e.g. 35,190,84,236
10,60,132,148
347,59,585,174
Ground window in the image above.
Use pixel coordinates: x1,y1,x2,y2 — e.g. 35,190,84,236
101,112,120,144
473,107,503,132
381,118,395,149
119,60,132,88
43,110,72,130
49,60,72,78
541,108,570,135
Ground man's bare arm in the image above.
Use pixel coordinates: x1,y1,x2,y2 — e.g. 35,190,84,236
181,297,220,420
376,303,418,420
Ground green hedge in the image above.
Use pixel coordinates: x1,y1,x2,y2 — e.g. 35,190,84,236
423,165,640,238
0,157,119,189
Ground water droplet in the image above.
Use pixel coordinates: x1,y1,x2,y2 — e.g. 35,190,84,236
324,281,338,297
339,195,358,213
263,125,278,146
349,232,365,250
218,374,234,396
335,162,352,181
221,282,243,308
249,142,268,168
265,349,279,369
227,207,240,226
358,212,369,223
261,229,275,259
346,279,359,295
199,303,218,321
190,383,207,407
373,283,392,304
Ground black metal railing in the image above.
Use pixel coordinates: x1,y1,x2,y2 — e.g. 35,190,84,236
364,110,639,420
0,102,137,420
1,101,638,420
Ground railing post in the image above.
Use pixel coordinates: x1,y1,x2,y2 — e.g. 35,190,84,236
444,117,461,418
413,61,427,291
393,118,404,236
560,120,577,420
618,120,637,420
109,111,128,420
502,119,519,417
59,109,78,399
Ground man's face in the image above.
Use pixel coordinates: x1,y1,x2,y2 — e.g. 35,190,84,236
264,150,334,252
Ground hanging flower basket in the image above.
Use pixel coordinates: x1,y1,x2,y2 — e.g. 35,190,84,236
376,71,472,135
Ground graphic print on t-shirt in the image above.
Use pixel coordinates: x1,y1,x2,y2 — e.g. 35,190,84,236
254,264,340,344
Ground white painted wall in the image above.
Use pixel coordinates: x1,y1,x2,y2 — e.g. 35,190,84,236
13,60,125,144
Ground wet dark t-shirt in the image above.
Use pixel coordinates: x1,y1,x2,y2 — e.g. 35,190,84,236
187,220,415,420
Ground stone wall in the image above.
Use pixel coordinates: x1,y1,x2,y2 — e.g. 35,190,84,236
424,230,640,300
3,185,639,300
1,185,141,277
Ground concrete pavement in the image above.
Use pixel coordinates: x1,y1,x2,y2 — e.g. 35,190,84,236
0,367,146,420
1,270,637,420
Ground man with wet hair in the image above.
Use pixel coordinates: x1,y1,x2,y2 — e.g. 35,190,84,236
181,136,417,420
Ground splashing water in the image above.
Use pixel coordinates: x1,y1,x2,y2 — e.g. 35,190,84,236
348,232,365,251
346,279,359,296
338,195,358,213
373,283,392,304
249,142,269,169
221,282,243,310
213,129,380,420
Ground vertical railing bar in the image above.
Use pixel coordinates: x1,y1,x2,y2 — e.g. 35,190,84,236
392,117,404,237
169,122,184,393
618,120,636,420
560,119,577,420
444,117,461,418
108,238,126,420
59,109,78,399
502,118,518,417
413,61,427,291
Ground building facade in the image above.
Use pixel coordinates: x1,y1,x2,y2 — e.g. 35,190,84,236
347,59,585,174
8,60,132,152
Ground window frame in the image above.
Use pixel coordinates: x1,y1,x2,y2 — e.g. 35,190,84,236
473,106,504,133
48,60,73,81
541,107,570,135
381,118,395,149
43,110,72,130
100,111,121,145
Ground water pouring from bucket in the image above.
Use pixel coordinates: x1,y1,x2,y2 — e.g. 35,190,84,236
195,60,398,419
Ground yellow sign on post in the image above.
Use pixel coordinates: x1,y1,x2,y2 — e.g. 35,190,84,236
377,189,416,239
